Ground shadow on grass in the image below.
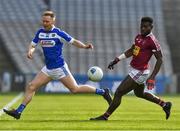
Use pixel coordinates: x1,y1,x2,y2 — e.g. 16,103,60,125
1,119,104,122
0,119,164,123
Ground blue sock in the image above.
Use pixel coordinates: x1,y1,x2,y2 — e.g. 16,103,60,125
16,104,26,114
95,88,105,95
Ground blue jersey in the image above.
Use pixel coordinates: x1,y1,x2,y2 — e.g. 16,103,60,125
31,26,74,69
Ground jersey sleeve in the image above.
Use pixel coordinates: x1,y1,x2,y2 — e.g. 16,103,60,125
57,30,74,44
31,29,41,46
150,36,161,52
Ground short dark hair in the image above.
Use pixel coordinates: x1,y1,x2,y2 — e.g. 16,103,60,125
141,17,153,24
43,11,55,19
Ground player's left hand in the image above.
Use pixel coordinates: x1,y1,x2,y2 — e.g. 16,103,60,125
108,57,120,70
146,79,155,90
85,43,94,49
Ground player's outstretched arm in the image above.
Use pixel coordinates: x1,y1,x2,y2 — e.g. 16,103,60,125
72,39,93,49
108,45,134,70
27,44,36,59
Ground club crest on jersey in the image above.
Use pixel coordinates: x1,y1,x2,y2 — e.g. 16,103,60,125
136,38,142,43
133,45,140,56
40,40,56,47
51,33,56,37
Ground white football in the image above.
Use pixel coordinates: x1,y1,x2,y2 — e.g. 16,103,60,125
87,66,103,82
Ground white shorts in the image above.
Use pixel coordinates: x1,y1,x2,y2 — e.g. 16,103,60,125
41,63,71,80
128,66,150,85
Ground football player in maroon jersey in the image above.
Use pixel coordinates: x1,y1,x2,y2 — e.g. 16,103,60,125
90,17,172,120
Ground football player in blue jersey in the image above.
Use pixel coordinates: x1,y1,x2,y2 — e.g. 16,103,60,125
3,11,112,119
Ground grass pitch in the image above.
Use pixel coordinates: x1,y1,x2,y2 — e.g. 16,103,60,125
0,93,180,130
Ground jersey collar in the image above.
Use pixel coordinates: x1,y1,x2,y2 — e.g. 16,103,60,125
51,25,55,31
43,25,55,31
146,32,153,37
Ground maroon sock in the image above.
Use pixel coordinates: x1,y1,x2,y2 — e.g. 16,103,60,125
158,99,166,107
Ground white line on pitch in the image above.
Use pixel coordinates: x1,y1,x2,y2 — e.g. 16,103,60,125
0,92,24,116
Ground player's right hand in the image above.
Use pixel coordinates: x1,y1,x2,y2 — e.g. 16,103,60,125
27,51,33,59
146,79,155,90
85,43,94,49
108,57,120,70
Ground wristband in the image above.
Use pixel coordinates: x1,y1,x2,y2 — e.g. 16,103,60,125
147,79,155,84
117,53,126,61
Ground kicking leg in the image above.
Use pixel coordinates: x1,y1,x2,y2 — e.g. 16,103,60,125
60,73,112,105
90,75,136,120
3,71,52,119
134,84,172,119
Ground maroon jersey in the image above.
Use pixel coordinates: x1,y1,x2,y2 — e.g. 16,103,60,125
130,33,161,70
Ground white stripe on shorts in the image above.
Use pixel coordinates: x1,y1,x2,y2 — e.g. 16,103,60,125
41,63,71,80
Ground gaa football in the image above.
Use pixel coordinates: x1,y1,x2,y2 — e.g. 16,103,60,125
87,66,103,82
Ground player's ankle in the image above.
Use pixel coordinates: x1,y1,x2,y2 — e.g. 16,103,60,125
103,112,110,119
158,100,166,107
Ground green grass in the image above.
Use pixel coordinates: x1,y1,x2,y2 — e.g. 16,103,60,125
0,93,180,130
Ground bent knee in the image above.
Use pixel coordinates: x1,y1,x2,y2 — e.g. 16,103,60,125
134,91,144,98
69,86,79,94
27,82,37,91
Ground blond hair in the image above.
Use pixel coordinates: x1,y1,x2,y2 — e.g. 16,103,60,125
43,11,56,20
